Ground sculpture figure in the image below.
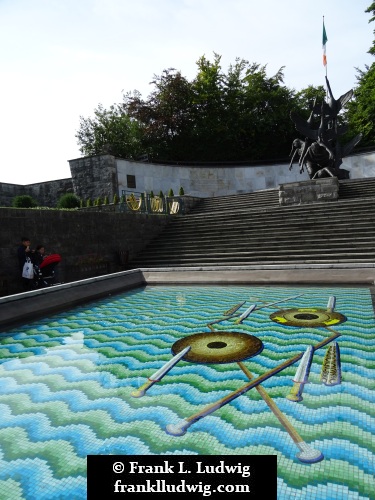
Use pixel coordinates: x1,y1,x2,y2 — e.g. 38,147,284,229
289,77,361,180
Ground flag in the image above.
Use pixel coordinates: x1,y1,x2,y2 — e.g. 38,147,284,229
322,19,328,66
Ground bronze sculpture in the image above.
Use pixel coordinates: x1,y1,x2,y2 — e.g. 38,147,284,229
289,77,362,180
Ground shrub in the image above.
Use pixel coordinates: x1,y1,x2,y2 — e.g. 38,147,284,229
168,188,174,197
96,197,102,206
179,186,184,195
150,190,154,198
113,194,119,205
104,195,109,205
86,198,93,207
57,193,80,209
159,190,164,198
120,194,126,203
12,195,38,208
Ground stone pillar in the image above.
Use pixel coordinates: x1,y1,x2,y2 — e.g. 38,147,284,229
69,155,119,202
279,178,339,206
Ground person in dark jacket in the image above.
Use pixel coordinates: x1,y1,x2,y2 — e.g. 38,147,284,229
17,236,34,290
33,245,46,266
17,237,32,269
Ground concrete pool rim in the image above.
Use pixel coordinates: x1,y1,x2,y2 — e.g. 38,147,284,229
1,264,375,331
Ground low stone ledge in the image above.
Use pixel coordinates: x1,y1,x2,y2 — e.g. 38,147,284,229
0,269,145,331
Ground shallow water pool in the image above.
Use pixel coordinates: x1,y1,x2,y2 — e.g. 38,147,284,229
0,285,374,499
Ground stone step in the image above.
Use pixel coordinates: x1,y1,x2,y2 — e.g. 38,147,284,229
166,217,375,233
184,197,375,218
131,253,375,266
130,177,375,268
137,235,375,251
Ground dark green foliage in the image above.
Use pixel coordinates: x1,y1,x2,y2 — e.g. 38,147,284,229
77,47,374,161
159,190,164,198
113,194,119,205
179,186,184,195
95,197,102,206
86,198,93,207
150,190,154,198
343,4,375,147
346,64,375,146
120,194,126,203
366,2,375,56
104,196,109,205
76,102,144,158
57,193,80,209
12,195,38,208
77,54,310,163
168,188,174,197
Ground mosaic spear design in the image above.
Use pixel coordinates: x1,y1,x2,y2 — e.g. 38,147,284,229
327,296,336,312
321,341,341,386
208,293,305,328
131,346,191,398
286,345,314,402
165,329,340,438
238,362,323,463
235,304,257,324
223,301,246,316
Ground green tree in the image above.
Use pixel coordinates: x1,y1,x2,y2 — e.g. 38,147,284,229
57,193,80,209
344,3,375,147
126,54,299,161
346,65,375,146
76,102,143,158
125,69,194,160
366,2,375,55
78,53,326,163
12,195,38,208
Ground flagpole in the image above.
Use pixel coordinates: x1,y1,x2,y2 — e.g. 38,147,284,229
323,16,328,97
324,16,328,79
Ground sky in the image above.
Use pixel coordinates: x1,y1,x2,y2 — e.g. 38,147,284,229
0,0,374,185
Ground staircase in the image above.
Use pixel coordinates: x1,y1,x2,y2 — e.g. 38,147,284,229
129,178,375,268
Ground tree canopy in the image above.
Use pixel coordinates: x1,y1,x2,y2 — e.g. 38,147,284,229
76,47,367,162
344,3,375,147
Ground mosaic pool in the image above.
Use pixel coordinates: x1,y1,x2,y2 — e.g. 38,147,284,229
0,285,374,499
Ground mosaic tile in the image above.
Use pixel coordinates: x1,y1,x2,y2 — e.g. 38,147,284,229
0,285,374,498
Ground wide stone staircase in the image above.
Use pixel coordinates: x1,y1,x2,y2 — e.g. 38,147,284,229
129,178,375,268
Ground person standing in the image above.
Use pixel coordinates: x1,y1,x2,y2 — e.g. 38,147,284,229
17,237,34,290
33,245,46,266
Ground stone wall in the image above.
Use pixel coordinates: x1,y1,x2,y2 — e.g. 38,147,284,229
68,150,375,202
0,207,170,295
0,179,73,207
27,179,74,207
69,155,118,202
0,182,25,207
115,158,310,198
2,149,374,210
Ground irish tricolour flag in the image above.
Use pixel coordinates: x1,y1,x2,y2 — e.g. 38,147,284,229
322,19,328,66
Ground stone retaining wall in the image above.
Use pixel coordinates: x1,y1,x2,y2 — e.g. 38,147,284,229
0,178,73,207
0,208,171,295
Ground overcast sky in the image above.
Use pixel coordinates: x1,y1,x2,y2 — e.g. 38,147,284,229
0,0,373,185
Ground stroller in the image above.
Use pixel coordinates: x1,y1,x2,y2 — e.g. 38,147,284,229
33,254,62,288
